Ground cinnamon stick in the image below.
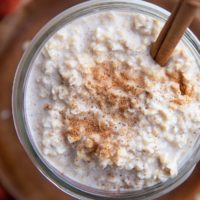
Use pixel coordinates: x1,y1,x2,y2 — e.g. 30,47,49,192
151,0,200,66
150,0,182,58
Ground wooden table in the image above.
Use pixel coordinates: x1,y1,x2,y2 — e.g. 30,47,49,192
0,1,199,200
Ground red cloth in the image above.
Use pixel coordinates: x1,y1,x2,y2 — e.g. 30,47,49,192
0,0,20,17
0,186,14,200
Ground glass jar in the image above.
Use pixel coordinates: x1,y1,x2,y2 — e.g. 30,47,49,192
12,0,200,199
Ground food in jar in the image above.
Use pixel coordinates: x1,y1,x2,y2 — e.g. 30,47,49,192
25,11,200,190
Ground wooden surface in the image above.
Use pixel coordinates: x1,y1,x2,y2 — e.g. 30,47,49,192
0,1,199,200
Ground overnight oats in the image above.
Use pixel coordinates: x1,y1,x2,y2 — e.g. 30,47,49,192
25,11,200,190
13,1,200,198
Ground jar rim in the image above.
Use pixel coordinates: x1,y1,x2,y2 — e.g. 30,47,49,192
12,0,200,199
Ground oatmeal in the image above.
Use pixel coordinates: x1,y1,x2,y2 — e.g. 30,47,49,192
25,11,200,190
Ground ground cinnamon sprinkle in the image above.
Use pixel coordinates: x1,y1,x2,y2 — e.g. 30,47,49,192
63,59,200,163
65,112,114,140
179,72,194,96
165,69,199,106
43,104,52,110
64,61,154,161
86,61,145,110
171,96,192,105
66,60,200,152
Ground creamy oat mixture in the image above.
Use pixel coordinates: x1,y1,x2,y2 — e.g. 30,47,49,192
26,11,200,190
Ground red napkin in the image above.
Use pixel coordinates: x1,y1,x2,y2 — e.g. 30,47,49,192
0,0,21,17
